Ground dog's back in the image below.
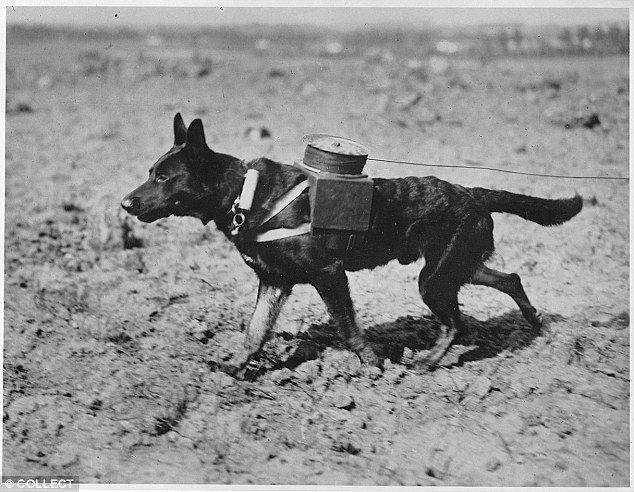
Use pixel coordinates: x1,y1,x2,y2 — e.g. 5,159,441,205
242,165,580,271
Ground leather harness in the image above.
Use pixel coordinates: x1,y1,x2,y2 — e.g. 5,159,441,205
228,167,370,258
229,176,312,242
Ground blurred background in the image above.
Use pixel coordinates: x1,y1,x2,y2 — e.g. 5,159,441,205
7,7,630,59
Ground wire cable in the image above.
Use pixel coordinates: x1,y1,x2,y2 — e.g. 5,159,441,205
367,157,629,181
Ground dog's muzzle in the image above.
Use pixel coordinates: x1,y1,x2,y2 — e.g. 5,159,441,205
121,196,139,213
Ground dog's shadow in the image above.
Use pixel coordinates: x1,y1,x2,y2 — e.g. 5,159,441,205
273,311,565,371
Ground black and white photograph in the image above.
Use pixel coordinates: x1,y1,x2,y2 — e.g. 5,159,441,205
3,3,630,487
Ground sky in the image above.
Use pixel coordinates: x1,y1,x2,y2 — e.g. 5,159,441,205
5,6,629,29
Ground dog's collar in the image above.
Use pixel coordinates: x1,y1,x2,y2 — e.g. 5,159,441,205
230,176,311,242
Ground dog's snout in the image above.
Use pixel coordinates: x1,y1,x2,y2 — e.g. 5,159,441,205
121,196,138,212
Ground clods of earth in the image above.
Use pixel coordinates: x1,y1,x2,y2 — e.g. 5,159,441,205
4,29,629,485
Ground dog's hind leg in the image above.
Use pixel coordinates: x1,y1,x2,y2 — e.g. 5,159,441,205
417,279,462,372
313,269,380,367
415,217,489,371
469,265,542,328
414,249,462,371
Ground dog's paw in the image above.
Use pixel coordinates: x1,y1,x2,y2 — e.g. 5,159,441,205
357,346,382,368
410,352,441,373
413,360,435,374
207,360,247,380
400,347,417,368
524,309,543,329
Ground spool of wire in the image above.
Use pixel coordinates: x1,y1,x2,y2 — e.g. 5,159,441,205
302,134,369,175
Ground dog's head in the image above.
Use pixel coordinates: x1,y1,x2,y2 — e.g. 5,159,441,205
121,113,215,223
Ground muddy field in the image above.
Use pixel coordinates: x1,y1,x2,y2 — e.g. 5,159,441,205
4,29,629,486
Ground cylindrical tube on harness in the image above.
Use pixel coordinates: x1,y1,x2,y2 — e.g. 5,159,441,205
238,169,259,211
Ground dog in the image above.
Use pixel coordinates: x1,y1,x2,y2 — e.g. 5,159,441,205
121,113,582,377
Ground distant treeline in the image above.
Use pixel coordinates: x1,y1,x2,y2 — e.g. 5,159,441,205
458,23,629,57
7,22,629,57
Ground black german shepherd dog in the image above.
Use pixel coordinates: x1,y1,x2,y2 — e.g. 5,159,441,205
122,114,582,377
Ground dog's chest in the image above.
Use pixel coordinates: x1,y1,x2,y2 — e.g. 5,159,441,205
239,251,271,276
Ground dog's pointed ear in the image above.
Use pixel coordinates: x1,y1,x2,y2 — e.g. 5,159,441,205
174,113,187,145
186,118,207,148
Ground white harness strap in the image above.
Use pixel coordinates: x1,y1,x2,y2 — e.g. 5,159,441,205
259,180,310,227
254,179,311,242
232,177,311,242
254,223,312,242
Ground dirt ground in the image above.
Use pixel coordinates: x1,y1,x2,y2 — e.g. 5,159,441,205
4,31,629,486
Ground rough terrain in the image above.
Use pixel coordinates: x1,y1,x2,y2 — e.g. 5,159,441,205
4,30,629,485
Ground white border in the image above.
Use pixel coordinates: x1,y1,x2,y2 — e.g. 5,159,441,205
2,2,631,492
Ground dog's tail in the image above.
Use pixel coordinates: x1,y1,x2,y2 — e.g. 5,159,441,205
469,188,583,226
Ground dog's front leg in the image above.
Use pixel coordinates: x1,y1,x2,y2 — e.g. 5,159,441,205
244,279,291,357
213,279,291,378
314,270,380,367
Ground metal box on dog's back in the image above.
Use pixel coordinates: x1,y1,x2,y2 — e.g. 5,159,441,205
310,174,373,230
294,135,374,251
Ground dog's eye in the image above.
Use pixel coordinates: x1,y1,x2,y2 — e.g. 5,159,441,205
155,175,169,183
